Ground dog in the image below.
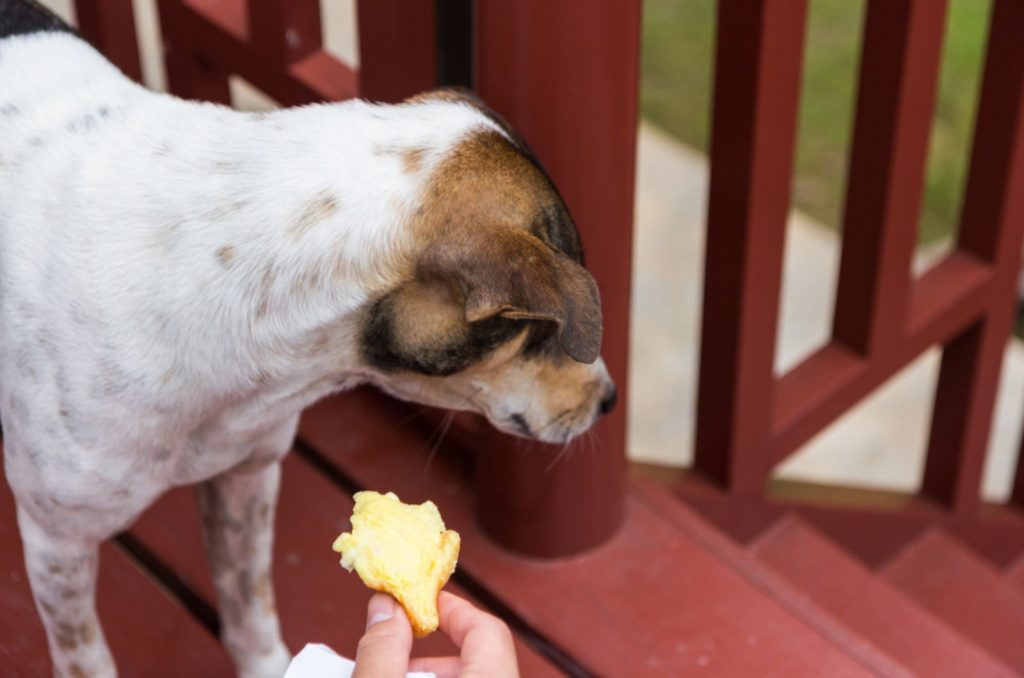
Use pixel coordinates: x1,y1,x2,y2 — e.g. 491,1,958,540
0,2,615,676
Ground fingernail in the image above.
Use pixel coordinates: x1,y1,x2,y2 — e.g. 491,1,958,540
366,595,395,629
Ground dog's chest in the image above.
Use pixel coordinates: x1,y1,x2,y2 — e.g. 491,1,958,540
162,372,343,483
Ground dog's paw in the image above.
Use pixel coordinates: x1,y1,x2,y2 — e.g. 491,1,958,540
236,641,291,678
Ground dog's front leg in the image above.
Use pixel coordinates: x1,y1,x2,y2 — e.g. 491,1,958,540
196,451,291,678
17,506,115,678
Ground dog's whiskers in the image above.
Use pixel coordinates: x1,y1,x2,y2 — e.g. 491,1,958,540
423,409,457,473
421,386,484,473
545,429,579,472
537,409,573,436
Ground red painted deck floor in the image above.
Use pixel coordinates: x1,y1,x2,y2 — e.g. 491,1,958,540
3,388,1024,675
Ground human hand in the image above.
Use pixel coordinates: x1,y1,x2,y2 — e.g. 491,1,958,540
352,591,519,678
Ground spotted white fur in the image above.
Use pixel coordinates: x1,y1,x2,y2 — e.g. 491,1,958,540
0,30,612,678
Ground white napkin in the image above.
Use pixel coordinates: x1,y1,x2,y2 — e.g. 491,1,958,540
284,642,437,678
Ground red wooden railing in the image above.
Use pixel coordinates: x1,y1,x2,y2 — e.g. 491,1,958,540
74,0,1023,561
74,0,641,557
697,0,1024,526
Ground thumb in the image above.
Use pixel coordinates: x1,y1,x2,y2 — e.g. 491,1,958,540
353,594,413,678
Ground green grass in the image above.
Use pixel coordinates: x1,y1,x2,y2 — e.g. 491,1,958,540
641,0,992,244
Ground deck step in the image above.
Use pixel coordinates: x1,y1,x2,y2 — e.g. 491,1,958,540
299,389,880,677
881,528,1024,673
750,516,1015,677
0,444,233,676
632,479,912,677
128,452,563,677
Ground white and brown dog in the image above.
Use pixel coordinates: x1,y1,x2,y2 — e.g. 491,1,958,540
0,2,615,677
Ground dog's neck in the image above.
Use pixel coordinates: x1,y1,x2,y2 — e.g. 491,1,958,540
0,32,499,407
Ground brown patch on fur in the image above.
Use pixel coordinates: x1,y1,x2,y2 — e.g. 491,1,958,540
254,571,274,614
402,147,428,174
413,130,547,239
331,253,353,284
290,191,339,238
398,129,601,362
373,144,428,174
68,663,87,678
197,488,234,572
216,245,235,267
254,265,275,318
79,622,96,645
55,622,78,650
290,269,322,296
390,279,466,355
307,329,331,354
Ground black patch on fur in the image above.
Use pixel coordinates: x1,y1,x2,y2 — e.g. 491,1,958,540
66,112,98,133
533,202,583,263
0,0,76,40
361,293,526,377
522,320,560,358
509,413,532,437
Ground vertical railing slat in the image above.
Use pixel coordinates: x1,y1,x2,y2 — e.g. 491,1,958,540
74,0,142,82
248,0,322,67
158,0,232,105
355,0,437,103
832,0,947,356
922,0,1024,512
695,0,808,494
472,0,641,556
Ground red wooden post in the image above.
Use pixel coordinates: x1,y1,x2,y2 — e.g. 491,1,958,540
157,0,231,105
923,0,1024,511
74,0,142,82
695,0,808,494
355,0,436,103
157,0,355,106
248,0,322,67
472,0,642,556
832,0,947,356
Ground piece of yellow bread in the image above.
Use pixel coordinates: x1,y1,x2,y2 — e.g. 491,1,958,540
332,491,460,637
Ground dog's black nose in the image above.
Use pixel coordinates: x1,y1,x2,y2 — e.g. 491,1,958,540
599,386,618,416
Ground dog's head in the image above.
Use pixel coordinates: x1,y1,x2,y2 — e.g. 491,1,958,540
356,90,615,443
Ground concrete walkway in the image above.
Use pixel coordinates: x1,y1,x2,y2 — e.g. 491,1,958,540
630,122,1022,501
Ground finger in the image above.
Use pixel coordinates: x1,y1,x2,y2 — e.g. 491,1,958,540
437,592,518,677
352,593,413,678
408,656,462,678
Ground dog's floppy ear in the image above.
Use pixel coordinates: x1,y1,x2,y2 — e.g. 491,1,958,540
421,227,602,363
